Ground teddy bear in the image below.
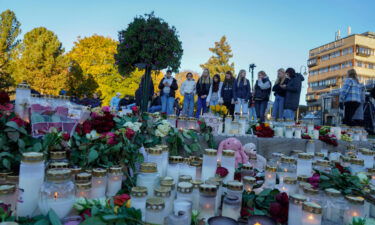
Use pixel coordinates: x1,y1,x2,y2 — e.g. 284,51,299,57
217,137,248,167
243,143,267,170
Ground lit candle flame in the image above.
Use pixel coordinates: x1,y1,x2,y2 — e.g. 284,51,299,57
281,186,287,191
284,168,288,172
267,174,272,179
308,214,314,220
352,211,358,217
54,192,58,201
254,222,261,225
204,203,212,209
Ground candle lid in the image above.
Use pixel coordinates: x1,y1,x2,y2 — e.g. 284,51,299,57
131,186,148,197
345,196,364,205
280,156,296,164
46,168,71,182
154,187,171,198
199,184,217,196
285,125,293,128
350,158,364,166
298,153,313,160
169,156,184,164
291,150,304,156
325,188,341,197
222,150,235,157
303,186,319,195
70,166,82,175
308,139,314,143
76,182,91,190
161,176,174,183
178,175,192,183
289,194,307,205
302,202,322,214
0,171,12,180
92,168,107,177
190,179,203,189
277,118,284,122
49,151,66,160
17,81,30,89
189,160,202,167
347,145,356,151
242,176,256,184
160,180,175,190
177,182,193,193
284,177,297,185
22,152,44,163
368,168,375,174
157,144,169,152
146,197,165,211
75,172,92,183
299,182,311,189
242,164,252,170
48,162,69,169
204,149,217,156
340,156,351,163
168,115,177,119
208,176,223,185
188,117,197,121
226,181,243,191
315,152,324,158
271,152,284,158
5,174,18,183
0,184,16,195
223,194,240,205
265,165,277,172
359,148,374,156
183,157,191,164
140,162,157,173
297,175,309,182
147,147,162,155
315,159,330,167
108,166,123,174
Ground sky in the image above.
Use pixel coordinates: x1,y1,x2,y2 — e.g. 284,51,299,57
1,0,375,104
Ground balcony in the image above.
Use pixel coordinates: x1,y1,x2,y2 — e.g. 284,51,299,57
308,58,317,67
356,45,373,57
306,95,319,102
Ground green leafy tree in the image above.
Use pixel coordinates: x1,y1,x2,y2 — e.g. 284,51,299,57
0,10,21,90
200,35,235,79
11,27,68,95
65,61,98,97
116,12,183,111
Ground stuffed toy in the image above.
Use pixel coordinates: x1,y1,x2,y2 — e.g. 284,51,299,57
243,143,267,170
217,137,248,167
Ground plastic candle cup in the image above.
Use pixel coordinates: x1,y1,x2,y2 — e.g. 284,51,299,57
158,145,169,176
288,194,307,225
48,151,68,165
358,148,374,169
160,176,176,199
190,179,203,210
130,186,148,221
106,166,123,197
263,165,277,188
0,184,17,211
70,166,82,181
167,156,183,183
243,176,256,193
306,140,315,154
221,150,236,182
154,186,172,217
136,162,158,197
278,156,297,184
198,184,217,222
314,152,324,161
176,182,193,202
226,180,243,206
307,123,314,135
146,147,163,176
343,196,365,225
17,152,45,217
285,125,293,138
75,182,91,199
349,158,365,174
323,188,345,224
201,149,218,181
313,160,331,173
297,153,313,177
206,177,223,215
180,159,196,180
241,164,254,178
174,199,192,225
75,172,92,184
281,177,298,195
301,202,322,225
303,187,322,205
91,168,107,199
145,197,165,225
179,175,193,183
222,195,241,221
167,211,189,225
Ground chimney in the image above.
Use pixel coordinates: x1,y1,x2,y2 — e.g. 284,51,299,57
348,26,351,36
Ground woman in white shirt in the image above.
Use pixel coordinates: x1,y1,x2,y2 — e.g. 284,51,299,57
206,74,223,107
180,72,196,117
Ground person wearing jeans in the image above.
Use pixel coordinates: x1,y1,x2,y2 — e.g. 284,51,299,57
221,71,235,117
248,94,257,121
158,70,178,115
281,68,304,121
180,72,196,117
271,68,289,120
253,71,271,122
233,69,251,116
195,69,211,118
207,74,223,108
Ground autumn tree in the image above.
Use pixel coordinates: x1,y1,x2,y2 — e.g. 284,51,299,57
0,10,20,90
11,27,68,95
200,35,235,80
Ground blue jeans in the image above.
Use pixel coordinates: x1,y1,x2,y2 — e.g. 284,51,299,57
209,99,219,106
283,109,295,120
249,106,257,121
183,93,195,117
161,95,175,115
235,98,249,115
255,100,268,122
272,95,285,120
148,105,162,113
196,96,208,118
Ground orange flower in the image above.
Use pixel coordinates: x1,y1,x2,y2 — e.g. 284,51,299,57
256,126,262,131
264,123,269,127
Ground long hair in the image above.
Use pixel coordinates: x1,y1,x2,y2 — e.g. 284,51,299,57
212,74,221,92
275,68,285,85
237,69,247,86
347,69,359,83
285,68,296,78
224,71,234,86
199,69,211,84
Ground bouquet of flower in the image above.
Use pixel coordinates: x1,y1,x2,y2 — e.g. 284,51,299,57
319,133,338,146
253,123,274,138
210,105,228,117
301,133,311,139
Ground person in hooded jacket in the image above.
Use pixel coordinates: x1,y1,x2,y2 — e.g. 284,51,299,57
220,71,235,117
233,69,251,116
253,71,272,122
281,67,305,120
207,74,223,107
271,68,289,120
158,70,178,115
195,69,211,118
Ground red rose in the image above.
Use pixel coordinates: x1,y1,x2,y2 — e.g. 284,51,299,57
62,132,70,141
114,194,130,206
0,91,10,105
234,171,242,181
125,128,135,140
10,117,25,127
270,202,282,218
82,121,92,134
240,206,252,218
0,203,11,217
276,192,289,205
80,209,92,221
131,106,139,114
216,167,229,178
197,120,203,126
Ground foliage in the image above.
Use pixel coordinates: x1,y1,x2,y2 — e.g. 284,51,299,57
199,119,216,149
200,35,235,80
65,60,99,98
2,208,63,225
166,127,201,156
242,188,280,217
351,217,366,225
0,9,20,90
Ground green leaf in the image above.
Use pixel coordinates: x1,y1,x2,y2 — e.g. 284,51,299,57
18,139,25,149
33,142,43,152
0,152,14,158
7,131,19,142
48,209,62,225
183,144,191,153
34,218,50,225
254,208,267,216
80,216,106,225
5,121,20,130
2,158,11,170
88,149,99,163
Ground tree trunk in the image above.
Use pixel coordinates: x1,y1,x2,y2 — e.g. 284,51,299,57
141,66,152,112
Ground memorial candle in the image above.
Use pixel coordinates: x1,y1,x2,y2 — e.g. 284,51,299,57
313,130,319,139
222,195,241,221
91,168,107,199
190,179,203,210
358,148,374,169
243,176,256,193
154,187,172,217
174,199,192,225
130,186,147,221
323,188,345,225
147,147,163,176
106,166,123,197
368,168,375,186
285,126,293,138
288,194,307,225
145,197,165,225
75,182,91,198
0,184,17,211
136,163,158,197
198,184,217,222
263,165,277,188
306,140,315,154
343,196,365,225
167,156,183,183
159,145,169,176
350,158,365,174
278,156,297,184
301,202,322,225
280,177,298,195
221,150,235,182
160,176,176,198
297,153,313,176
201,149,218,181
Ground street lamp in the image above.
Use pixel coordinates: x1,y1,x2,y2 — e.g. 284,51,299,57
300,65,307,76
249,63,256,89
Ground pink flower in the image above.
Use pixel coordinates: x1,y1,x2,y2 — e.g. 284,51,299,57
308,173,320,189
10,117,26,127
102,106,110,112
62,132,70,141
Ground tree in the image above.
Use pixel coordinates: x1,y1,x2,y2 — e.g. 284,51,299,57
0,10,21,90
11,27,68,95
116,12,183,111
65,61,98,97
200,35,235,80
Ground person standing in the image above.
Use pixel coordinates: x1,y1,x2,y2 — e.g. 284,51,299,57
271,69,289,120
254,71,271,122
248,94,257,122
159,70,178,115
220,71,235,117
281,68,304,120
233,69,251,116
110,92,121,111
196,69,211,118
180,72,196,117
207,74,223,108
339,69,364,126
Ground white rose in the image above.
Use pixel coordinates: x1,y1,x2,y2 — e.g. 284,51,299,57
86,130,99,140
133,122,142,132
155,129,165,137
157,124,169,136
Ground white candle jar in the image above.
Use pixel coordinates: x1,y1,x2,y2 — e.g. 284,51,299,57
106,166,123,197
334,127,342,140
323,188,346,225
48,150,68,165
167,211,189,225
224,116,232,134
17,152,45,217
159,145,169,177
263,165,277,188
145,197,165,225
328,151,341,162
180,161,197,180
177,182,193,202
288,194,307,225
177,116,187,129
285,126,293,138
179,175,193,183
350,158,365,174
353,131,360,141
341,156,351,168
48,162,69,170
75,182,91,199
303,187,322,205
154,186,173,217
70,167,82,182
222,195,241,221
198,184,217,222
307,123,315,135
243,176,256,193
297,153,313,176
226,181,243,205
136,162,158,197
147,147,163,176
360,131,368,141
201,149,217,181
358,148,374,168
160,176,176,199
241,164,255,178
306,140,315,154
221,150,235,182
275,126,284,137
190,179,203,210
0,184,17,211
130,186,148,221
91,168,107,199
75,172,92,184
313,160,331,173
38,169,75,219
314,152,324,161
270,152,284,167
167,115,177,128
278,157,297,184
343,196,365,225
313,130,320,139
294,126,302,138
301,201,322,225
280,177,298,195
206,177,223,215
167,156,183,183
174,199,192,225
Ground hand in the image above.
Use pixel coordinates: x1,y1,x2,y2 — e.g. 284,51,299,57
201,95,207,98
339,102,344,110
164,82,170,87
280,84,286,89
206,102,209,107
234,101,239,104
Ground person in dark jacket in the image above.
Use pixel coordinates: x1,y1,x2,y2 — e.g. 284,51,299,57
254,71,272,122
80,94,91,106
281,68,305,120
119,95,135,110
195,68,211,118
233,69,251,116
271,68,289,120
136,75,154,109
158,70,178,115
148,92,162,113
220,71,235,117
90,93,102,108
174,97,182,116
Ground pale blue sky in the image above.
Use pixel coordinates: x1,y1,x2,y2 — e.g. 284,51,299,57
1,0,375,104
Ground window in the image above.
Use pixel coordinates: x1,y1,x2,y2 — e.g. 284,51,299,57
330,64,341,72
357,61,363,67
330,50,341,58
369,63,374,69
319,67,329,74
342,47,353,56
341,61,353,68
308,58,317,67
321,54,330,61
357,46,373,56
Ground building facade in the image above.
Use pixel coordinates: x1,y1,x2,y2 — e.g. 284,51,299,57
306,32,375,115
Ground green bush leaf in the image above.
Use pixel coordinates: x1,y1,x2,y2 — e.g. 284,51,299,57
33,142,42,152
7,131,19,142
48,209,62,225
88,149,99,163
2,158,11,170
5,121,19,130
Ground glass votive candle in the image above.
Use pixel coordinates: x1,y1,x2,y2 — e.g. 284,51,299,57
75,172,92,184
48,150,68,165
285,125,293,138
294,126,302,139
222,195,241,221
147,147,163,176
358,148,374,169
343,196,365,225
350,158,365,174
226,180,243,205
174,199,192,225
270,152,284,167
136,162,158,197
301,201,322,225
190,179,203,210
0,184,17,211
154,186,172,217
0,171,11,183
198,184,217,222
278,156,297,184
176,182,193,202
313,160,331,173
38,169,75,219
314,152,324,161
323,188,346,225
206,177,224,215
91,168,107,199
241,164,255,179
159,145,169,177
201,149,218,181
106,166,123,197
145,197,165,225
167,156,183,183
288,194,307,225
167,211,189,225
70,166,82,181
263,165,277,188
243,176,256,193
181,160,198,180
280,177,298,195
75,182,91,198
303,187,322,205
306,140,315,154
179,175,192,183
221,150,236,182
160,176,176,199
131,186,148,221
313,130,320,139
297,153,313,176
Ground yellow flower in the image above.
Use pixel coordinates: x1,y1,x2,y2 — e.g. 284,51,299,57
264,123,269,127
114,205,119,214
210,105,215,112
126,199,131,208
215,105,220,112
